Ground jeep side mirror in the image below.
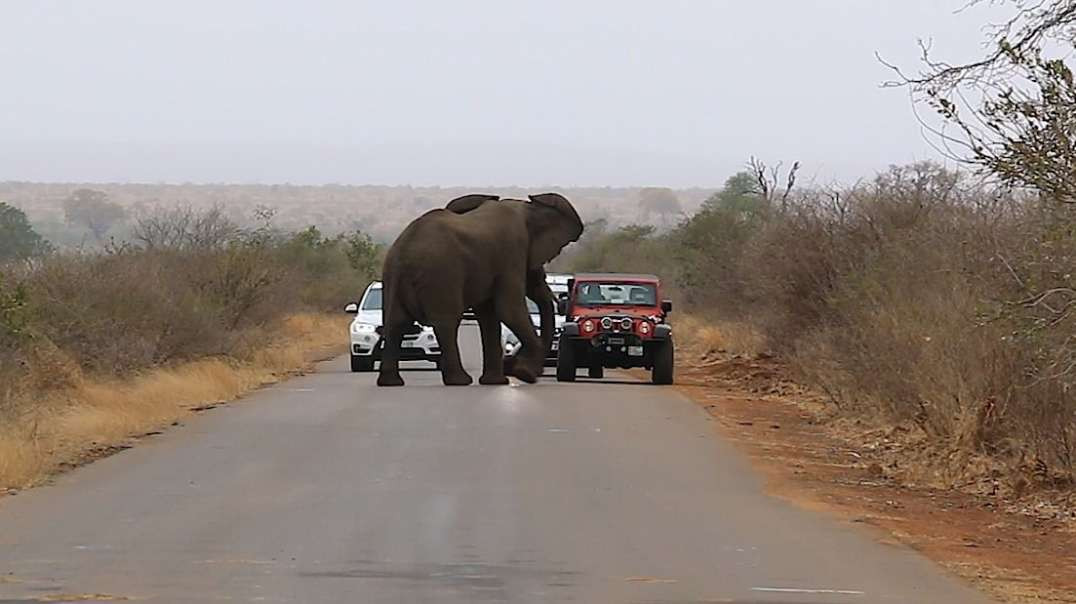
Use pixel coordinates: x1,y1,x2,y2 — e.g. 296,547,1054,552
344,303,359,314
661,300,672,313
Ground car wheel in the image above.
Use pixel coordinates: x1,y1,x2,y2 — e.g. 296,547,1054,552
351,355,374,373
652,339,674,385
556,336,576,382
588,364,604,379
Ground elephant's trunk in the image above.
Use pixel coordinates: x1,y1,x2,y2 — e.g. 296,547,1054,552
513,268,555,380
536,296,555,358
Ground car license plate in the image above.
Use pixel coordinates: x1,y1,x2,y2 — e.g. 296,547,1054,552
402,340,418,348
608,337,625,345
628,346,643,356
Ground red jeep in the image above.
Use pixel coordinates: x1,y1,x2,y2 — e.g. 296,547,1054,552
555,273,674,384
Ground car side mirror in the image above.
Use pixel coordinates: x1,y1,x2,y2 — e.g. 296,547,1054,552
661,300,672,313
344,303,359,314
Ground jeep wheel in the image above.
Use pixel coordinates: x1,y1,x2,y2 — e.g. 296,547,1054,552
351,355,374,373
556,336,576,382
588,364,604,379
652,339,674,385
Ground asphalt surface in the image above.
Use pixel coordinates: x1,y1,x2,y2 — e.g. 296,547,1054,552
0,325,993,603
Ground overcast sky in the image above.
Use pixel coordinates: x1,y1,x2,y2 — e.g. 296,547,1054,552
0,1,1007,187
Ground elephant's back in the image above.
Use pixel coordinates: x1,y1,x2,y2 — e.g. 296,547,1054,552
387,205,525,282
387,210,479,275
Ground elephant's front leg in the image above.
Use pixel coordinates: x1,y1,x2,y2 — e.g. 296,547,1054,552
377,321,406,387
431,318,473,386
475,302,509,385
496,295,542,384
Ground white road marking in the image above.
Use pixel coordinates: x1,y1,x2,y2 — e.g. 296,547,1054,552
753,587,866,595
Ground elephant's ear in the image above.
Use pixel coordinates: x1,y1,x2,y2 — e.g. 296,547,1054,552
446,194,499,214
528,193,584,238
525,193,585,268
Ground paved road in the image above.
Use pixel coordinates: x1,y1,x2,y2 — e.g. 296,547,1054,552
0,325,991,603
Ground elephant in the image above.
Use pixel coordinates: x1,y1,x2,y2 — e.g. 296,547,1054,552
377,193,584,387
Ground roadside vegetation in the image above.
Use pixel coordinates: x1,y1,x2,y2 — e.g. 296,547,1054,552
556,1,1076,496
0,206,381,488
560,159,1076,493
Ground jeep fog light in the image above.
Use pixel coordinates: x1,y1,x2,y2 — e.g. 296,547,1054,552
600,317,612,330
620,317,633,330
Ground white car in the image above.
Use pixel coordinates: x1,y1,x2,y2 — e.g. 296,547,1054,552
344,281,441,372
502,272,572,366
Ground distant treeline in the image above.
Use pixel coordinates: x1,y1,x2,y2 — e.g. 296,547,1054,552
0,182,714,249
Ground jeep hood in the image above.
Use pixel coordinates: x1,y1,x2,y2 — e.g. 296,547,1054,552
573,305,660,319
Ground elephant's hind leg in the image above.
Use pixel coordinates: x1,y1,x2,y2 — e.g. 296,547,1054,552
431,318,473,386
475,302,509,385
377,316,411,387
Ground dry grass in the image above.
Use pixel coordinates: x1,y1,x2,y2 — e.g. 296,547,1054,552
675,315,767,357
0,313,345,490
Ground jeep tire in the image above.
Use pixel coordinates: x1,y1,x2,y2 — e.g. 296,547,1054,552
556,336,577,382
652,339,674,385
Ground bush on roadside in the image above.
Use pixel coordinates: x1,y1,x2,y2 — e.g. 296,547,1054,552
0,206,381,423
564,161,1076,489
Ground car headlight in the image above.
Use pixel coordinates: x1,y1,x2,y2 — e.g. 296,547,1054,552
352,322,377,334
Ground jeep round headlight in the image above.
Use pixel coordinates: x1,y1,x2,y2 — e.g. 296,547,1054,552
600,317,612,330
639,321,651,335
582,319,596,333
620,317,633,330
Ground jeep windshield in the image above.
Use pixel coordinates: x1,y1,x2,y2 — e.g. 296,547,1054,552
574,282,657,307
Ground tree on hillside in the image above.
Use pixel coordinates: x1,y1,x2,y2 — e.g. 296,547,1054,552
0,203,50,260
637,187,682,225
674,171,774,303
885,0,1076,202
344,230,382,279
132,204,238,251
701,171,768,219
566,223,665,274
63,189,126,242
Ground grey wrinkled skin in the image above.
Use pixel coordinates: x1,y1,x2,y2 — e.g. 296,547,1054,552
377,193,583,387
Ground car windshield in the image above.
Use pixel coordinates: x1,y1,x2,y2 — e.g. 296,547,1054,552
575,282,657,306
362,288,383,310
